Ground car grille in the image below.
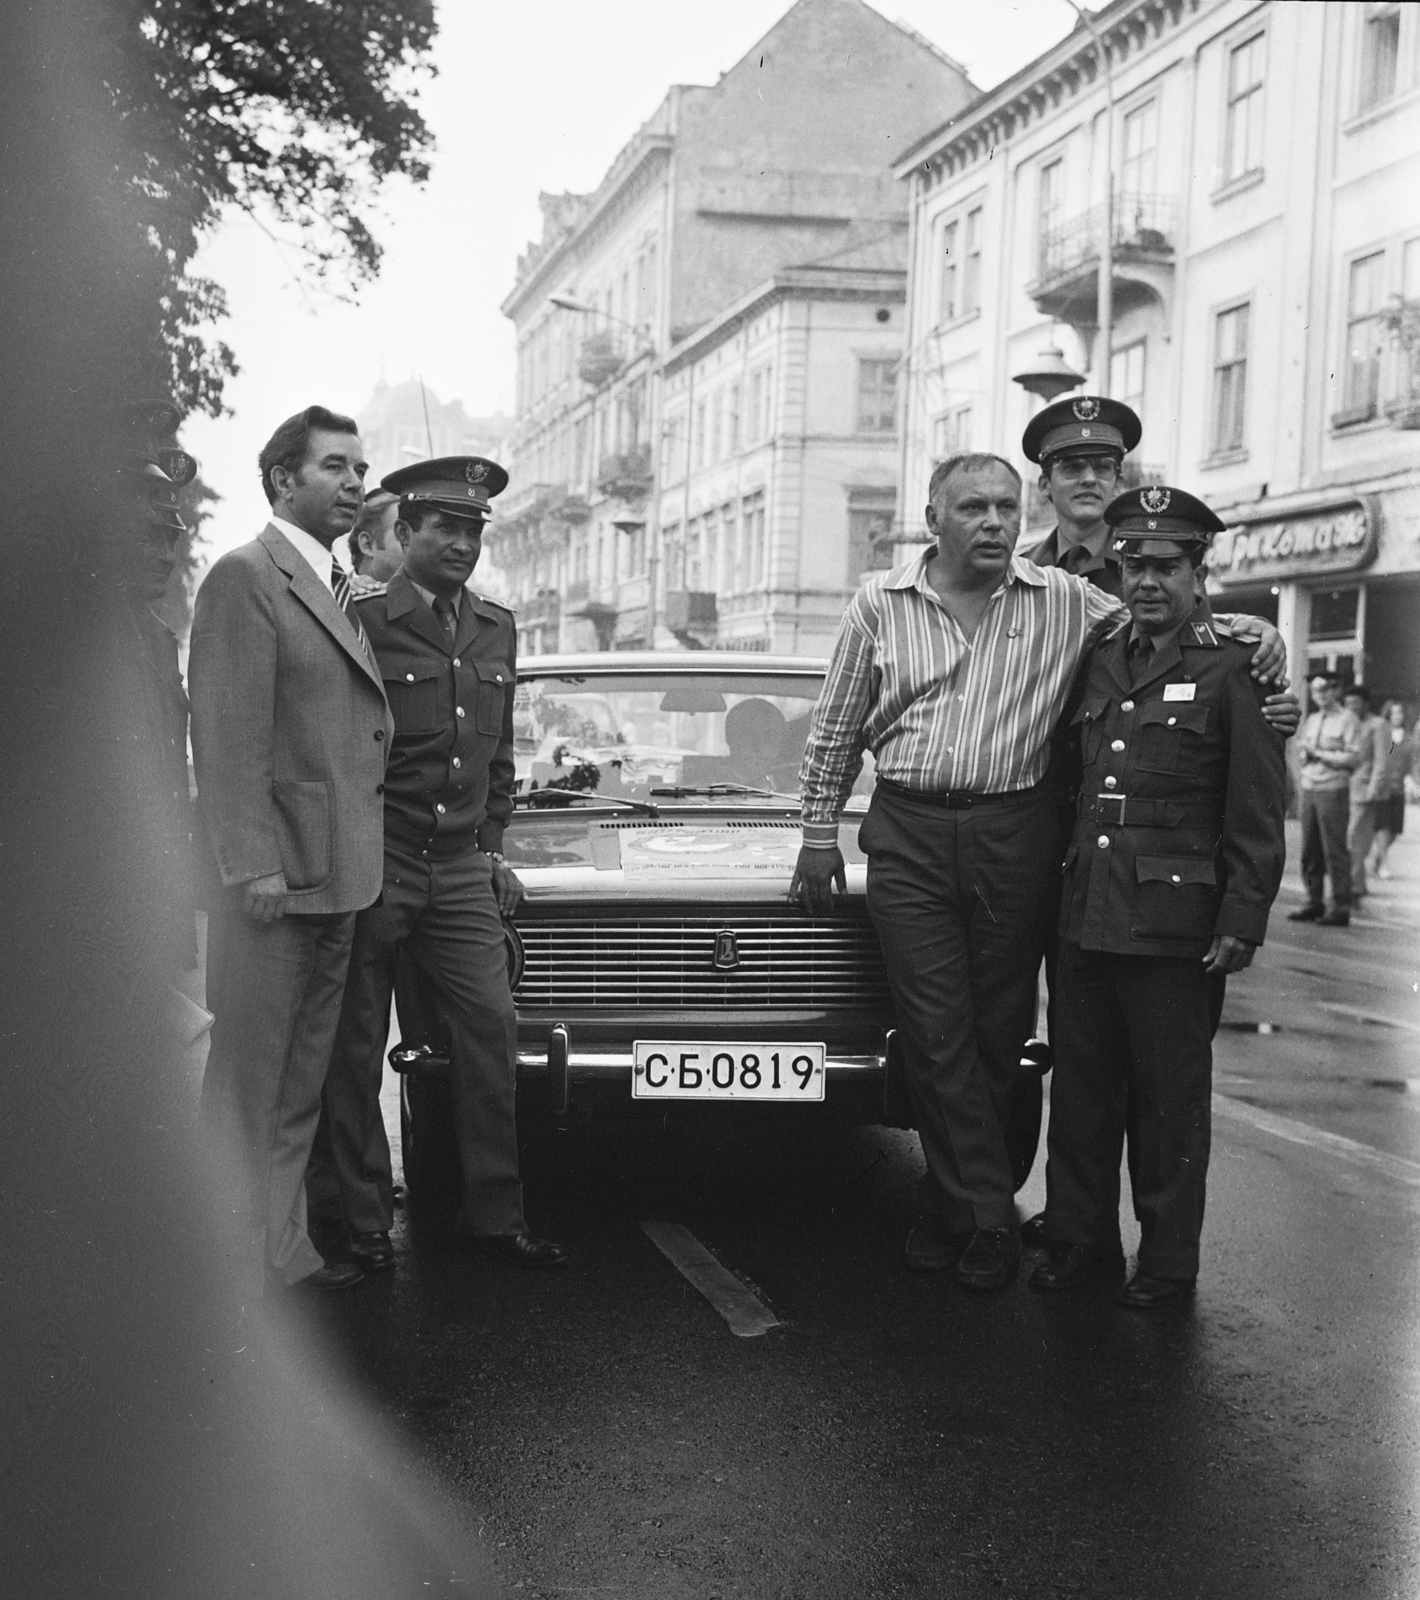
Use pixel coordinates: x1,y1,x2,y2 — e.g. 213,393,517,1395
514,910,891,1011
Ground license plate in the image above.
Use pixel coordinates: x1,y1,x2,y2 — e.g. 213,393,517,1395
632,1042,826,1101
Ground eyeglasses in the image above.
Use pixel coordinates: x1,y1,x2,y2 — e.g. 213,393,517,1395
1051,455,1122,481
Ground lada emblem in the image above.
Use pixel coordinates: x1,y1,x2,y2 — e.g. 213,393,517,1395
711,929,741,971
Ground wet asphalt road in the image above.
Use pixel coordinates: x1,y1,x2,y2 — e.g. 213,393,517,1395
284,826,1420,1600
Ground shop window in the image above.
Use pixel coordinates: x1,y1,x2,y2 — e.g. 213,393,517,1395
1309,587,1361,641
1210,303,1249,455
1223,32,1266,185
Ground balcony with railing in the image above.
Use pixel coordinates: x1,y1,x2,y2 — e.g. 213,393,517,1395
1027,193,1177,326
578,331,628,388
595,444,654,503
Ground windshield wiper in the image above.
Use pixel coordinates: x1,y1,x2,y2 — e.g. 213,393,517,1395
514,788,660,816
649,783,798,801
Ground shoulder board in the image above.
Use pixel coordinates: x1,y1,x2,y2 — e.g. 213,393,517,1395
350,582,387,602
471,590,514,614
1186,619,1224,647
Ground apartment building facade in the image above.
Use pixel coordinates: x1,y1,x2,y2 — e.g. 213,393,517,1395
497,0,974,654
894,0,1420,701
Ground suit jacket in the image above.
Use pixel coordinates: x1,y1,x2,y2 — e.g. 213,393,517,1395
352,570,516,860
189,523,394,914
1059,600,1287,959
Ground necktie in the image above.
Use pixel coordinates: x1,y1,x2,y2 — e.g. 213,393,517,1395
331,566,372,658
1129,634,1154,686
433,594,456,645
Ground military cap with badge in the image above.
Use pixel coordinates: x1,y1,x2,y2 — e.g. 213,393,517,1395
1022,394,1143,465
381,455,509,520
1105,483,1227,560
118,397,196,537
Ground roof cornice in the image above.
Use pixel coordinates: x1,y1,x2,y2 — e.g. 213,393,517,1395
892,0,1202,182
662,265,906,376
502,132,676,321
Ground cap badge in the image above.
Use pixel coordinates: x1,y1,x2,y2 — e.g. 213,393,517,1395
1072,397,1101,421
465,461,489,485
1080,427,1092,437
1147,519,1158,530
1141,486,1172,513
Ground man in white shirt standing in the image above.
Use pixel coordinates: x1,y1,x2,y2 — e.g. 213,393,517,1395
189,406,393,1292
1289,672,1363,927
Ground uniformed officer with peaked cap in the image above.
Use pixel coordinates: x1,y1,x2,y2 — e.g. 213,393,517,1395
1030,484,1286,1307
308,455,568,1270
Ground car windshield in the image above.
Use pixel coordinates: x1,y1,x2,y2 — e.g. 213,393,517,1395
514,670,876,804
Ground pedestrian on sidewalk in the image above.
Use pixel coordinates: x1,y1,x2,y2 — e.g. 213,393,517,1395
1367,699,1415,880
1290,673,1363,927
1343,685,1387,901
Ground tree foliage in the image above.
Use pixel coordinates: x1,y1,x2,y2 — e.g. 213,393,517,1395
106,0,437,416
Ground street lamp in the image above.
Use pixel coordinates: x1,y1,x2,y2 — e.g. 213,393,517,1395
1012,343,1086,402
548,290,662,644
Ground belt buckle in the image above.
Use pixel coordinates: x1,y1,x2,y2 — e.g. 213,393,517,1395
1096,792,1126,825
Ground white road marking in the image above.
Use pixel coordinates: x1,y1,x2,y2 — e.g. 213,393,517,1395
640,1221,781,1338
1213,1093,1420,1189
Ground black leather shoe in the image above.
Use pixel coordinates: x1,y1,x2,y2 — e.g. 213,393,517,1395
348,1230,395,1270
903,1215,973,1273
1316,910,1350,926
1029,1242,1125,1292
955,1227,1022,1292
1287,904,1325,922
1019,1212,1048,1250
465,1232,570,1268
291,1260,364,1291
1117,1272,1195,1309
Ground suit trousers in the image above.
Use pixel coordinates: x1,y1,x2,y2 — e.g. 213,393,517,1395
1299,786,1352,911
1045,939,1212,1280
201,898,356,1289
862,783,1060,1232
1347,799,1377,900
313,844,526,1238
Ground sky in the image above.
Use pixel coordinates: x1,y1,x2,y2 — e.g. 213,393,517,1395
183,0,1078,565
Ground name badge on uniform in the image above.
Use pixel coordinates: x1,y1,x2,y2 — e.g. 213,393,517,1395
1163,682,1197,702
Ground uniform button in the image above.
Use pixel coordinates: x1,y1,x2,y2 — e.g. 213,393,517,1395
1171,874,1181,883
406,673,415,683
456,706,465,718
1167,716,1177,726
453,657,461,667
1097,835,1110,848
374,729,384,741
1111,739,1125,752
946,746,954,755
495,673,505,684
956,693,964,702
436,803,446,814
1104,776,1117,789
1121,700,1134,712
452,757,462,769
376,783,384,794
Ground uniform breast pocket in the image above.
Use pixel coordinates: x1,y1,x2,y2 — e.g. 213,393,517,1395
1069,696,1111,764
1130,855,1217,941
1131,701,1210,774
473,659,510,736
384,661,444,735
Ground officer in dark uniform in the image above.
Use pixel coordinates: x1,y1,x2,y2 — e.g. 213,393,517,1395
309,457,568,1270
118,399,199,974
1030,486,1287,1307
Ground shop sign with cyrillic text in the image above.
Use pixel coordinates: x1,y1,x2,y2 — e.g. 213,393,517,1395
1210,498,1378,585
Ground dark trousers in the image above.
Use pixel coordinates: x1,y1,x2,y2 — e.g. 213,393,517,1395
862,783,1061,1232
201,898,356,1288
1299,786,1352,911
309,845,525,1237
1044,939,1212,1280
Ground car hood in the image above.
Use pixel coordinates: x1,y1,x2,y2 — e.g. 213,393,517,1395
504,808,869,903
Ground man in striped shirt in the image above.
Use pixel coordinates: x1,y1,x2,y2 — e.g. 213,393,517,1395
792,452,1282,1292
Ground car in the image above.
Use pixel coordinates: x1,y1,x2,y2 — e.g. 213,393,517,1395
393,651,1043,1203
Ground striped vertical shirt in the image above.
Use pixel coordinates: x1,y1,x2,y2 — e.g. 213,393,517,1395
799,549,1126,846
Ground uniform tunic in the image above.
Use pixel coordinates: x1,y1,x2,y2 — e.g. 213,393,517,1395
1043,601,1287,1278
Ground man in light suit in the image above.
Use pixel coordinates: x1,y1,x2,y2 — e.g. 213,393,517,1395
189,405,394,1292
